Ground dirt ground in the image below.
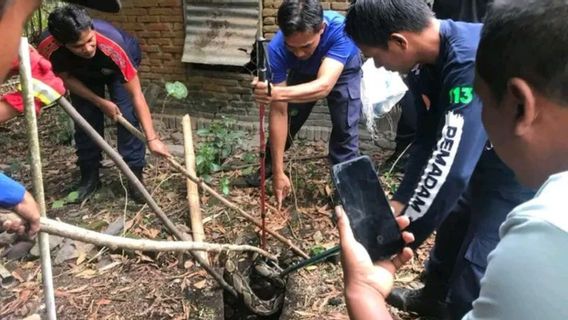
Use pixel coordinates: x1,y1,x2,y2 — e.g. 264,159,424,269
0,107,432,319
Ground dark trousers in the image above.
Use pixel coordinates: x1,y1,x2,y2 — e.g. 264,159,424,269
71,76,146,169
266,54,362,165
394,90,418,151
423,150,535,319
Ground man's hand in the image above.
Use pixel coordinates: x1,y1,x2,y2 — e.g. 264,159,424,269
252,77,274,105
389,200,406,216
272,171,291,210
97,99,121,120
3,191,41,237
336,205,414,316
147,138,171,157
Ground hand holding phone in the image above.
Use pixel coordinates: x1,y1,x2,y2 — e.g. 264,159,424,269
332,155,404,261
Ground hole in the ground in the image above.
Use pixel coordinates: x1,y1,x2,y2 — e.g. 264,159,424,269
223,256,286,320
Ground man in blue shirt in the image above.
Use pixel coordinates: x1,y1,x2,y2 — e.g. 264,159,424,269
38,5,169,204
247,0,362,208
344,0,534,318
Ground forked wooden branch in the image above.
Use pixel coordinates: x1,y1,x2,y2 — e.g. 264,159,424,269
0,214,277,261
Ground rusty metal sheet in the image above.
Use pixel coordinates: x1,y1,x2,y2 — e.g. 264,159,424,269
182,0,259,66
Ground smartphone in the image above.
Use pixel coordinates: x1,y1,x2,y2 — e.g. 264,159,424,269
331,155,404,261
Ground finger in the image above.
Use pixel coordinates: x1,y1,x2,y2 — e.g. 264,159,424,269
401,231,414,245
276,189,283,210
29,223,40,236
2,220,12,231
395,215,410,230
336,206,356,247
390,247,413,270
282,184,290,200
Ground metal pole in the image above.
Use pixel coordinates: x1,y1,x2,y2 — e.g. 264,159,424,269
19,37,57,320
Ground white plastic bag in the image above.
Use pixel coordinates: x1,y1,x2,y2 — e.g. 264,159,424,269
360,59,408,138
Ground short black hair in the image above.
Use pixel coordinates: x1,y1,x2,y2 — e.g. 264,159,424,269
48,5,93,44
277,0,323,37
477,0,568,104
345,0,433,48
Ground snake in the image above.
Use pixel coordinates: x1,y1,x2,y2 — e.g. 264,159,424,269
223,252,286,316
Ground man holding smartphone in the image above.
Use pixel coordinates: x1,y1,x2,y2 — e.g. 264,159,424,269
339,0,568,318
344,0,534,318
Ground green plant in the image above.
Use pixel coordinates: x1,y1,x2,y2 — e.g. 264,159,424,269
161,81,188,113
195,117,244,193
51,191,79,209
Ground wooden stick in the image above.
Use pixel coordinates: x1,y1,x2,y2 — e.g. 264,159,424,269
19,38,57,320
182,115,207,263
115,115,309,259
57,97,238,297
0,215,277,261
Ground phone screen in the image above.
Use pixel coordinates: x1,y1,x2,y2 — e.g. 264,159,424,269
332,155,404,261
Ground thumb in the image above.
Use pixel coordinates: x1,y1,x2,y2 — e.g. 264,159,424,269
276,189,283,210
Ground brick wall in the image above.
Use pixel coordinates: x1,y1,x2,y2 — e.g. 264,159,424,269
90,0,391,147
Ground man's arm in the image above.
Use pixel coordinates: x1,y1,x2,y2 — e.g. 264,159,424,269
268,81,290,208
0,173,40,236
275,58,344,103
253,58,344,105
123,74,170,157
394,67,488,246
58,72,121,119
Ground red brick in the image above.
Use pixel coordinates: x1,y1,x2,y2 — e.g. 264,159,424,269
120,8,148,15
263,17,276,25
137,16,160,23
161,45,183,53
157,0,182,7
141,45,161,53
171,38,185,46
147,23,171,31
134,0,157,8
148,38,172,45
331,2,349,10
148,8,171,15
160,15,184,23
262,8,278,16
137,31,162,38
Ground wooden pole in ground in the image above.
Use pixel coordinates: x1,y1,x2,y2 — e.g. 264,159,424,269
19,38,57,320
182,115,208,263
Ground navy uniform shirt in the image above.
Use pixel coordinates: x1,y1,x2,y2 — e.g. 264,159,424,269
268,10,360,83
393,20,488,242
38,19,140,83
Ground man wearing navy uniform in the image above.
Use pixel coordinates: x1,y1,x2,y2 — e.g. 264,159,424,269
248,0,362,208
0,0,122,234
344,0,534,318
38,5,169,203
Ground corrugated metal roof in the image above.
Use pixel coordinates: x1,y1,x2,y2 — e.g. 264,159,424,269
182,0,259,66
